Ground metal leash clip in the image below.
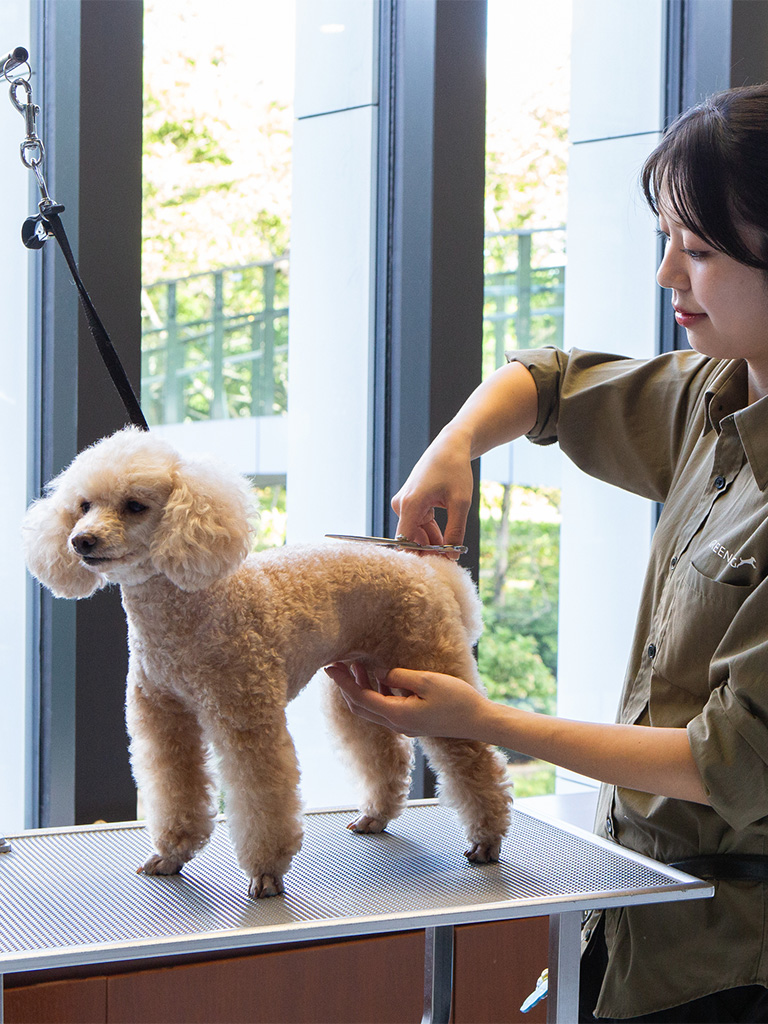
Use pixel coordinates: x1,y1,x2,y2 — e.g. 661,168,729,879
3,44,60,242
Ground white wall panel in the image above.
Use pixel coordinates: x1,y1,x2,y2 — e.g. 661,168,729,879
285,1,378,809
570,0,664,143
294,0,377,119
554,2,664,791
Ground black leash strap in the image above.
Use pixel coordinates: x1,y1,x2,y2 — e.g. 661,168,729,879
38,207,149,432
670,854,768,882
5,45,149,432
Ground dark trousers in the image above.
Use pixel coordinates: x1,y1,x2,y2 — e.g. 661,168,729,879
578,916,768,1023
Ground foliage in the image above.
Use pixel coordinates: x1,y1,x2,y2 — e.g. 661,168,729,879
507,760,557,799
479,626,556,715
478,484,560,716
251,484,287,550
142,1,292,284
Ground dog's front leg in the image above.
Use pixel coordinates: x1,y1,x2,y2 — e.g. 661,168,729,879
127,673,217,877
211,708,304,898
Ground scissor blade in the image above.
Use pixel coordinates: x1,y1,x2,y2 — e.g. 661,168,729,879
325,533,415,548
325,534,467,554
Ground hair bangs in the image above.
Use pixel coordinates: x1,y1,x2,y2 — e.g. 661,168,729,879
642,95,768,271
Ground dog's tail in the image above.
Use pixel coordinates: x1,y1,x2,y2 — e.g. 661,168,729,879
426,557,483,647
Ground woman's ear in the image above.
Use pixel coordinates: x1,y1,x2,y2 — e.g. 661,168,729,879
150,459,255,591
22,496,106,599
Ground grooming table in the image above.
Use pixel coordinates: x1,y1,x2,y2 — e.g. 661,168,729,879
0,801,712,1024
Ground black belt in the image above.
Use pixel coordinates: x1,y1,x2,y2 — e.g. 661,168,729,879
670,854,768,881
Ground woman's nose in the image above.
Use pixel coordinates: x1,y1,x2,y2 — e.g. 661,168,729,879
656,242,688,291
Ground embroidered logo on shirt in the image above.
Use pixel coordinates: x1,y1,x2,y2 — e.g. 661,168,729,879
709,541,757,570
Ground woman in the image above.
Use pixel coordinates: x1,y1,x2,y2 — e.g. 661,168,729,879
326,85,768,1022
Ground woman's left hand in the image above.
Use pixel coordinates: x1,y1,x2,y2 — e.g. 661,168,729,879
324,662,490,739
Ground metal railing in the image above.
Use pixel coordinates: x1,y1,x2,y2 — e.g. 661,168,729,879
141,229,564,427
484,227,566,369
141,259,289,427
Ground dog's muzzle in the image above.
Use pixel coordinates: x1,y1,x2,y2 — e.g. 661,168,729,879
71,532,102,559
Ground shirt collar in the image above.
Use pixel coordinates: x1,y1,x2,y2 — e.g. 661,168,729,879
704,359,768,490
704,360,748,433
736,396,768,491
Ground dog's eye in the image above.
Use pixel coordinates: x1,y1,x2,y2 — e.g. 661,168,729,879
125,500,148,514
80,501,91,514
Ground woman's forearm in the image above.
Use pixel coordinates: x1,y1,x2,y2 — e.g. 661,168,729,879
438,359,539,460
478,702,709,805
327,664,710,806
392,361,539,545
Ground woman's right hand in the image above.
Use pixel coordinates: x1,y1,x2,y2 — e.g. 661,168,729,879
391,425,475,549
391,361,539,549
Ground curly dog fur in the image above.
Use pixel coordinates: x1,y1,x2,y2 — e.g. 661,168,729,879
23,428,512,897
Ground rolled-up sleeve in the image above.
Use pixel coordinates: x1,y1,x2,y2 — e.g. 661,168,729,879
688,587,768,831
507,346,568,444
507,346,716,503
688,685,768,830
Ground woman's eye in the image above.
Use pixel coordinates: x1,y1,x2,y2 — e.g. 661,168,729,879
80,501,91,514
682,248,710,260
126,500,148,514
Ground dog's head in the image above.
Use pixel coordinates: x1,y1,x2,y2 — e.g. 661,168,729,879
22,428,256,597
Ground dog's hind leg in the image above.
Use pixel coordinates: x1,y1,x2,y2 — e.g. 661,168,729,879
418,733,511,862
322,673,414,833
212,710,304,899
127,675,217,877
417,653,512,863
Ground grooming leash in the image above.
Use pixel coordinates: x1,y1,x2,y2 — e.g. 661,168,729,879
2,46,149,432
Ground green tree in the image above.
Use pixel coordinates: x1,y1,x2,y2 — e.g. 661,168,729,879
478,483,560,714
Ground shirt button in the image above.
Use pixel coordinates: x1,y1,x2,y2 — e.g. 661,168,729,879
670,556,677,569
714,475,726,490
648,643,657,659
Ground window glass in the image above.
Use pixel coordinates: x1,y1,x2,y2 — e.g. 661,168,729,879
142,0,374,811
481,0,571,797
142,0,293,551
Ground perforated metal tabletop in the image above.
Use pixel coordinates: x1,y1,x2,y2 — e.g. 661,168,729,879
0,802,712,1023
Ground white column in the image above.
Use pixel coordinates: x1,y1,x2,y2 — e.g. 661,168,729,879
0,0,32,831
285,1,378,808
556,0,664,788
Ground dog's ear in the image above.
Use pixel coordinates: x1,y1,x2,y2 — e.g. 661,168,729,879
150,459,254,591
22,496,106,599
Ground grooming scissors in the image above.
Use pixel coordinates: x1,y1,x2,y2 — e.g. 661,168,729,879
325,534,468,555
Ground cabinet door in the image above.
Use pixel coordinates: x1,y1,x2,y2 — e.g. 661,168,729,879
106,933,424,1023
5,977,107,1024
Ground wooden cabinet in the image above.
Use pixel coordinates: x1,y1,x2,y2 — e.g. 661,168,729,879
5,918,548,1024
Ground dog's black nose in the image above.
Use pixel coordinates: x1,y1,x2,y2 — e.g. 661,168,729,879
71,532,99,556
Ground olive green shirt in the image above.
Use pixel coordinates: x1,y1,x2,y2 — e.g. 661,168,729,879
511,347,768,1019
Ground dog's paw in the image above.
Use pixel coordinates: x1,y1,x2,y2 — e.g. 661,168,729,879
347,813,387,834
248,873,284,899
138,852,185,876
464,839,501,864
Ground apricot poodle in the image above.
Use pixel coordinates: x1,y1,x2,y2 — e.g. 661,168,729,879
22,428,512,897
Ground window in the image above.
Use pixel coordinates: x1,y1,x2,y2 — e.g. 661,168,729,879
9,0,766,831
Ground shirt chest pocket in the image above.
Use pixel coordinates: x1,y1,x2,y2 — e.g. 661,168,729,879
653,562,755,696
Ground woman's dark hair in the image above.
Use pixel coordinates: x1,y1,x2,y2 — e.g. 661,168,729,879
642,83,768,270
